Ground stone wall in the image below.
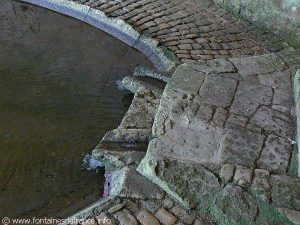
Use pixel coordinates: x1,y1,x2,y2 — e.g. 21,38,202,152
214,0,300,48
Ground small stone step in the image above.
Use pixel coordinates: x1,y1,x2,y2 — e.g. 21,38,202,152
122,76,166,97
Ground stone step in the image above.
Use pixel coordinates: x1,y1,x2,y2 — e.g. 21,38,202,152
122,75,166,98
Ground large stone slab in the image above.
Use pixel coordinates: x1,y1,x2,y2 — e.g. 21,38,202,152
147,120,225,170
273,87,294,109
166,63,205,95
230,81,273,117
196,75,238,108
249,106,295,139
219,127,265,168
277,48,300,66
258,134,293,174
137,154,221,210
229,53,286,77
109,167,165,200
258,70,292,90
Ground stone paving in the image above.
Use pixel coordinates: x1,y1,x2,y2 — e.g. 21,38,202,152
72,0,286,63
136,48,300,224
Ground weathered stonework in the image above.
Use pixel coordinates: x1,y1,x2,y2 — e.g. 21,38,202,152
138,51,299,224
24,0,300,224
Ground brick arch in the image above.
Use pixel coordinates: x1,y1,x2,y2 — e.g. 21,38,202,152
20,0,176,72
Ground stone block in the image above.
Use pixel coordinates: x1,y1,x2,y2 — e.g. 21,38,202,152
258,70,292,89
258,134,293,174
219,128,265,168
195,104,213,121
122,76,166,97
196,75,238,108
137,210,160,225
249,106,295,139
109,167,164,200
137,155,221,209
226,113,248,127
147,120,225,170
273,87,294,109
220,164,235,183
155,208,178,225
251,169,270,201
166,64,205,95
230,81,273,117
120,90,159,129
113,209,138,225
213,107,228,127
233,165,253,187
277,207,300,225
188,59,236,74
277,48,300,66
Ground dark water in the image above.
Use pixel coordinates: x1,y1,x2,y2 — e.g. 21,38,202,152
0,0,152,218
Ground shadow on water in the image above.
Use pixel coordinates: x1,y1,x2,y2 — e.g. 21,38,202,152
0,0,153,218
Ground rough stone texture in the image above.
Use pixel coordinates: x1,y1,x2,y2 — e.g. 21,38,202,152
167,63,206,95
220,164,235,183
122,76,166,97
258,134,293,174
258,70,292,89
120,89,160,129
229,53,286,77
214,0,300,47
92,89,160,169
230,81,273,117
147,121,225,170
271,175,300,211
226,114,248,127
233,166,253,187
155,208,178,225
278,207,300,225
212,184,258,224
109,167,165,200
250,170,271,203
196,75,237,108
137,155,221,210
249,106,295,139
219,128,265,168
113,209,138,225
137,210,160,225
